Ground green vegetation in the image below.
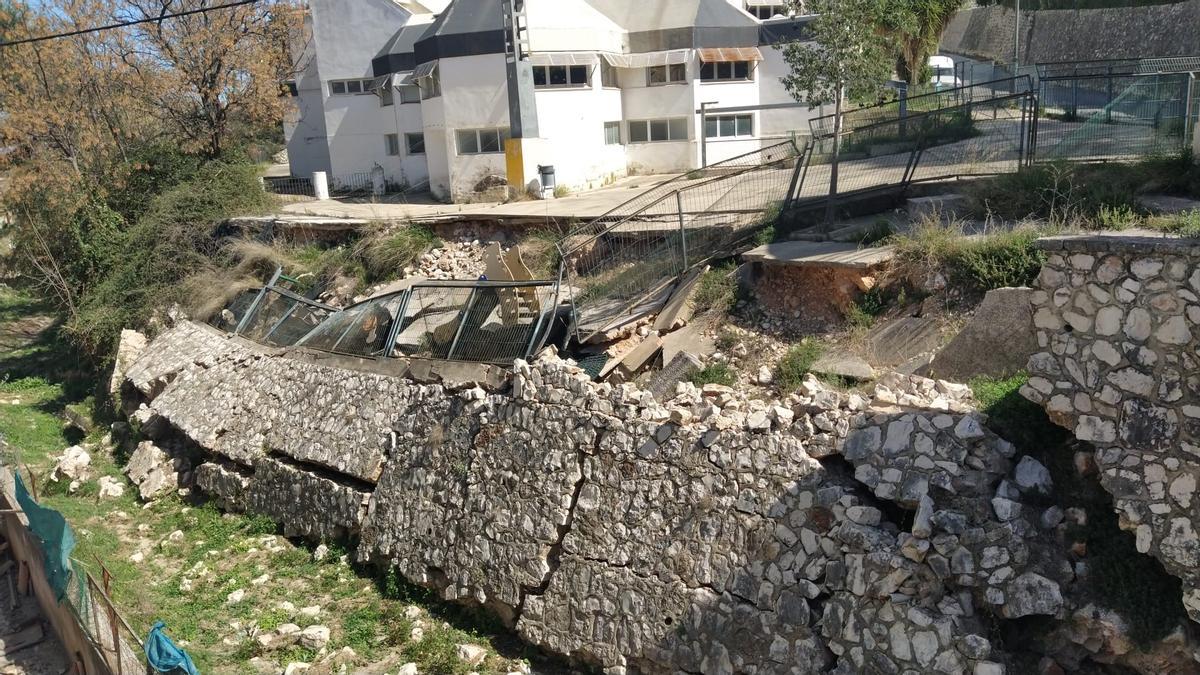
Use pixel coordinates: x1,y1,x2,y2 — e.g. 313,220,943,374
890,222,1046,296
776,339,826,392
692,263,738,315
690,363,736,387
968,152,1200,225
356,224,440,283
970,373,1186,646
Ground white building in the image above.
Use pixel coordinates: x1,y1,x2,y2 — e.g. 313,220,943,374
285,0,816,202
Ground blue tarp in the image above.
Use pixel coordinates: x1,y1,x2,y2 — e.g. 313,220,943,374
13,473,74,601
145,621,200,675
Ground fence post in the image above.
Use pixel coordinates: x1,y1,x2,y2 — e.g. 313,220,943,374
381,291,413,359
313,171,330,200
1107,65,1115,124
234,267,282,336
675,191,688,271
446,289,480,361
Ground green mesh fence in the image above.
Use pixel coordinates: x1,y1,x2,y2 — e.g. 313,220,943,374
1037,72,1192,160
13,472,76,602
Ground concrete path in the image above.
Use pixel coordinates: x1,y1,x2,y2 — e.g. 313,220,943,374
276,173,682,225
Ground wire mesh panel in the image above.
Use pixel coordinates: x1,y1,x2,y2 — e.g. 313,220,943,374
236,288,337,348
262,176,315,197
297,293,406,358
562,144,800,341
1037,72,1192,161
562,142,799,248
808,76,1034,139
390,283,557,363
207,288,261,332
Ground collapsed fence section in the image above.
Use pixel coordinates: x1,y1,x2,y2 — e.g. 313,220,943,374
216,273,561,365
793,90,1038,204
559,142,801,343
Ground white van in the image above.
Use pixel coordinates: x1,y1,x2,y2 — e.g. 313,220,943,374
928,55,962,89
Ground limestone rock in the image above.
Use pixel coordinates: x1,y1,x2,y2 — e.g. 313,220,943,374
50,446,91,483
1013,456,1053,496
299,625,330,649
97,476,125,499
1002,573,1063,618
456,644,487,667
125,440,183,501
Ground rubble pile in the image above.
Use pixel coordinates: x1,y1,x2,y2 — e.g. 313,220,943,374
115,320,1200,673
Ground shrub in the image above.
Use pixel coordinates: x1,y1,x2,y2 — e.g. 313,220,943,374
692,264,737,315
776,339,824,392
690,363,735,387
357,225,440,283
890,222,1045,296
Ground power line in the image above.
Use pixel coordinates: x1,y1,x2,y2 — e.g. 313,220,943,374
0,0,260,48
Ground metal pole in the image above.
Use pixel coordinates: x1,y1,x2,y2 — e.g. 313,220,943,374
675,191,689,271
446,289,480,361
700,102,709,168
1013,0,1020,83
381,290,414,359
234,266,282,336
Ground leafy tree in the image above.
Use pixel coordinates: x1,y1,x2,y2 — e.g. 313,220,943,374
881,0,965,84
781,0,897,218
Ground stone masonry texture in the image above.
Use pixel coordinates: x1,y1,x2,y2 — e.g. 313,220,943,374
1023,233,1200,626
123,320,1190,673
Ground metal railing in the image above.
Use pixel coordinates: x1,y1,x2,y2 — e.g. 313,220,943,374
262,175,315,197
216,270,562,366
69,565,146,674
559,141,801,342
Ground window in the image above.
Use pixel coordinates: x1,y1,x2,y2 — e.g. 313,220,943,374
406,133,426,155
748,4,788,19
456,128,509,155
601,61,618,88
604,121,622,145
627,118,687,143
329,78,375,96
704,114,754,138
281,81,299,97
700,61,753,82
533,64,589,88
398,85,421,104
379,86,394,107
385,134,400,156
647,63,686,86
420,68,441,99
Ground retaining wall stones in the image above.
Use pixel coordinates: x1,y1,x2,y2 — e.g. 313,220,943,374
122,320,1164,673
1023,232,1200,625
941,1,1200,64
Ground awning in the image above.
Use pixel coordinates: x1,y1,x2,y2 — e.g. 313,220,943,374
698,47,764,63
745,0,782,6
367,74,392,92
401,60,438,85
529,52,599,67
602,49,691,69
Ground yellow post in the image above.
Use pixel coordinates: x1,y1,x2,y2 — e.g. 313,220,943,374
505,138,526,192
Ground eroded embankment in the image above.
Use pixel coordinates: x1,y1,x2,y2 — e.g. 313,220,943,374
121,320,1162,674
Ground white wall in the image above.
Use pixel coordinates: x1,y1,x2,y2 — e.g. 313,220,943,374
694,59,762,165
533,80,627,191
422,54,512,201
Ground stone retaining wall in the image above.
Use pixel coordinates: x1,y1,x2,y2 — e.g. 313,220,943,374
1022,233,1200,624
122,321,1167,673
941,1,1200,64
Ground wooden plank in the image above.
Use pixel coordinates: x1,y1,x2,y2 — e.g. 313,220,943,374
615,331,663,379
653,265,708,332
741,241,895,269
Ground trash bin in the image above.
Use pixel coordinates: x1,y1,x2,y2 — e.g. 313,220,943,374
538,165,556,196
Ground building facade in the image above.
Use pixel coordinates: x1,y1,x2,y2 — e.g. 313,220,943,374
285,0,816,202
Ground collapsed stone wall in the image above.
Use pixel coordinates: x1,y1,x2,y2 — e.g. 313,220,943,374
124,321,1163,673
1022,233,1200,625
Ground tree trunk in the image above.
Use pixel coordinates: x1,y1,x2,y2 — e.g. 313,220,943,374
824,82,844,227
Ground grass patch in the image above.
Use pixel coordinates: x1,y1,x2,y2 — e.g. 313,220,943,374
776,339,825,392
692,264,737,315
890,221,1046,296
356,225,440,284
690,363,735,387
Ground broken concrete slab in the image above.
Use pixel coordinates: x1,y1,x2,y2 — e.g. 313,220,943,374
742,241,894,269
614,332,663,380
907,194,970,222
653,266,708,332
811,352,877,382
923,287,1038,381
864,316,948,367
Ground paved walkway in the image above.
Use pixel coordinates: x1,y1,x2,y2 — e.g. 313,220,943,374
277,173,681,224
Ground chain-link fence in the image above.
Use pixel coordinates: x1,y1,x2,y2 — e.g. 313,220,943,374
559,142,801,342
